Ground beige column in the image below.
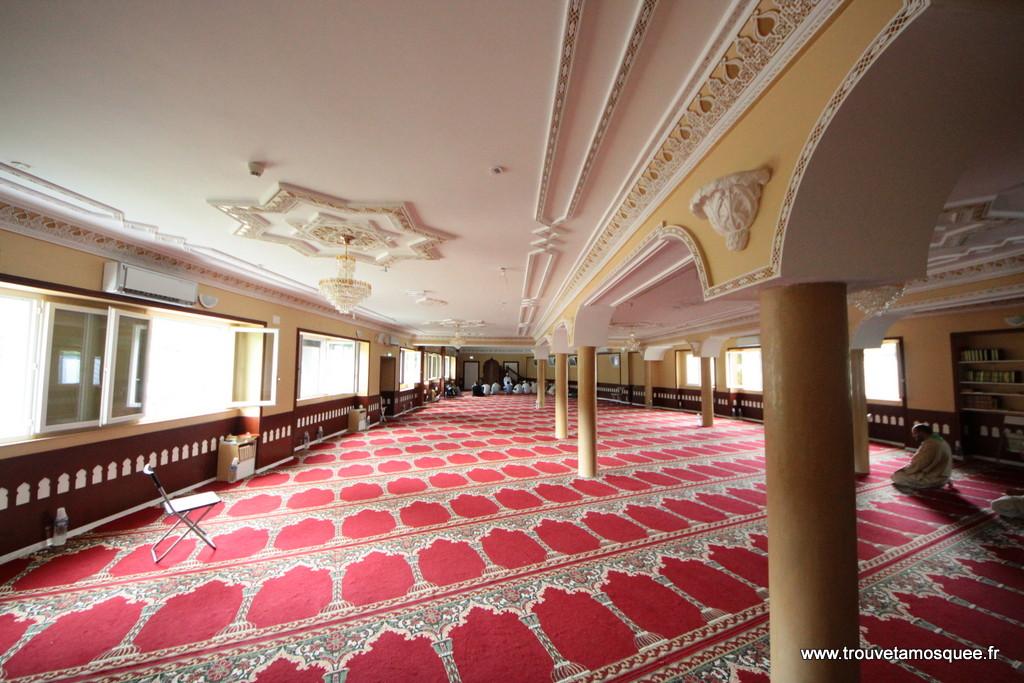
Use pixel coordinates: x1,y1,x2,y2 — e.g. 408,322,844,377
761,283,859,683
850,349,870,474
577,345,597,478
644,360,654,407
555,353,568,439
536,358,547,409
700,356,714,428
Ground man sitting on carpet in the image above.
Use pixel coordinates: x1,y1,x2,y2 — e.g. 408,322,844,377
471,379,485,397
891,423,953,490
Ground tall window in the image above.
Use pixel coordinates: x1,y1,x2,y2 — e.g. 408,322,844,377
684,352,715,388
298,332,358,399
726,348,763,392
864,339,902,402
0,294,37,440
147,316,234,419
0,288,277,443
425,352,441,380
400,348,421,389
41,305,108,429
445,355,455,380
106,312,151,422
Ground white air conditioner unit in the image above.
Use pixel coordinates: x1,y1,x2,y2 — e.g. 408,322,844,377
102,261,198,306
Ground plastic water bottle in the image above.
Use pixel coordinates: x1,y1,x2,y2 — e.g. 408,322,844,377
52,507,69,547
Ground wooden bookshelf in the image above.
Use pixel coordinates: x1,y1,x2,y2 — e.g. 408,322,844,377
952,328,1024,460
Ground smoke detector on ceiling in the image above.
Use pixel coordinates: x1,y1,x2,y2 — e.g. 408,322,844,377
248,161,267,177
490,165,506,175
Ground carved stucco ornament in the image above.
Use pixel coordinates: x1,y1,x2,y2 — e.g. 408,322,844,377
689,167,771,252
849,284,907,317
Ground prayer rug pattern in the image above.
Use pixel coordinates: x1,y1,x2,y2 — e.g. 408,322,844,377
0,396,1021,681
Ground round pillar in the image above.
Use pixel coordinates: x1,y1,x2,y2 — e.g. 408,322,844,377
700,356,714,428
536,358,547,409
850,349,870,474
761,282,860,683
555,353,568,439
644,360,654,407
577,345,597,478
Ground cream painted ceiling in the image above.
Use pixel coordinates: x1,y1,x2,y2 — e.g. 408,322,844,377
0,0,742,340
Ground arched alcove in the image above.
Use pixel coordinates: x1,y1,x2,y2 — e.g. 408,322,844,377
778,2,1024,285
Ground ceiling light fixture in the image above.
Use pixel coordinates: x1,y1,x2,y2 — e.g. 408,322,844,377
450,321,467,351
625,332,641,353
319,237,372,314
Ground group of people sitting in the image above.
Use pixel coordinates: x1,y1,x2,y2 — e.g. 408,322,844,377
471,373,538,397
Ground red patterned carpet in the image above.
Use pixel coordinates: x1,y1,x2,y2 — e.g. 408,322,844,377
1,396,1022,681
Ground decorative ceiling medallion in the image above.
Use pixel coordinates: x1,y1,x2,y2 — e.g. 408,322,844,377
210,183,446,267
425,319,486,329
610,321,660,331
690,167,770,252
406,290,448,307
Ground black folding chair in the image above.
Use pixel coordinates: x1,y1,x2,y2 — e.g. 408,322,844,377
142,464,221,562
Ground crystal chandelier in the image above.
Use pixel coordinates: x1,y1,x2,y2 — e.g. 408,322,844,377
318,238,372,314
450,323,466,351
625,332,641,353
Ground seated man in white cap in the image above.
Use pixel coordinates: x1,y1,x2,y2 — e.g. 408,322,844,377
490,381,502,396
891,423,953,490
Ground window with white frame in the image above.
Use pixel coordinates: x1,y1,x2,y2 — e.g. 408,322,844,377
726,348,763,392
445,355,455,380
864,338,902,402
0,288,278,443
0,294,38,440
298,332,358,400
399,348,421,389
146,315,234,420
684,352,715,388
425,352,441,380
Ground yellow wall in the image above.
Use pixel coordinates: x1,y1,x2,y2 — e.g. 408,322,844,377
597,352,622,384
888,304,1024,413
0,230,414,457
627,352,644,384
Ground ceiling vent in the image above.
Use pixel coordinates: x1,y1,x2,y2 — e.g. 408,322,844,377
102,261,198,306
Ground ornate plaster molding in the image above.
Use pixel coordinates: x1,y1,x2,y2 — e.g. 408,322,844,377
762,0,930,294
534,0,584,224
849,284,907,317
210,183,446,267
535,0,844,334
0,201,408,334
690,167,770,252
908,254,1024,293
560,0,659,222
891,282,1024,316
423,319,486,329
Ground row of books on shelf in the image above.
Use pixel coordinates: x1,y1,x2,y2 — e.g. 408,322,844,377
962,369,1021,383
963,394,1000,410
960,348,1005,361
